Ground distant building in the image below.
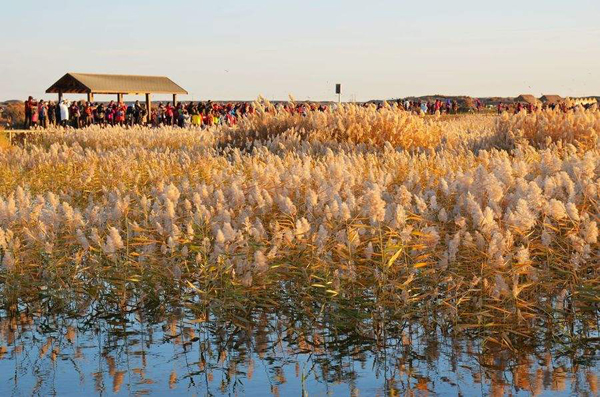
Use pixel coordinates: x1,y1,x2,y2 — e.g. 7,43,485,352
539,95,564,105
516,94,538,105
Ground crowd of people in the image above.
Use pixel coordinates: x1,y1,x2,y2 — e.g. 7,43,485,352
398,98,589,115
21,96,596,130
22,97,242,129
398,99,465,114
357,98,489,115
22,97,335,129
496,101,573,114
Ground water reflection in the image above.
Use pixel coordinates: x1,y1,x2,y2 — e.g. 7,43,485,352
0,301,597,396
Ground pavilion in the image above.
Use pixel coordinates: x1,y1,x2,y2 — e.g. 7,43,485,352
539,95,564,105
46,73,188,122
516,94,538,105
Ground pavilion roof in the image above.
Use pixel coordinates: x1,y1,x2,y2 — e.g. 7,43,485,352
516,94,538,104
46,73,188,95
539,95,564,104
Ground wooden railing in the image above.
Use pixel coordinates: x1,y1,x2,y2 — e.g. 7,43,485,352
3,130,43,146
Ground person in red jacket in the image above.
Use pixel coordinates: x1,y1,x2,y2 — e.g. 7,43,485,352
24,96,34,129
165,104,174,126
116,103,126,125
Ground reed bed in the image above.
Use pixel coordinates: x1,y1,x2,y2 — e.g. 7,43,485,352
0,104,598,350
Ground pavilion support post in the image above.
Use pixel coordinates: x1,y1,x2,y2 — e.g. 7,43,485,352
117,93,123,103
145,93,152,125
58,92,63,103
173,94,177,106
87,93,94,103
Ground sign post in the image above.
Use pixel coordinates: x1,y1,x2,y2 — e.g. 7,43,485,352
335,84,342,104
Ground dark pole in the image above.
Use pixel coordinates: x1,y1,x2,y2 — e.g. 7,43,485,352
146,93,152,125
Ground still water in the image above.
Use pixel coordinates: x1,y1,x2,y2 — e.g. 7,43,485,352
0,301,597,397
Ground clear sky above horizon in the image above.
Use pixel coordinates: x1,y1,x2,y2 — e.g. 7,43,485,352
1,0,599,102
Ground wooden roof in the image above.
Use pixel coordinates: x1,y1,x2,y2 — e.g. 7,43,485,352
46,73,188,95
539,95,563,104
516,94,538,104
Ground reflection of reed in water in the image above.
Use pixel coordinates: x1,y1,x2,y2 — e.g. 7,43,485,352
0,295,596,396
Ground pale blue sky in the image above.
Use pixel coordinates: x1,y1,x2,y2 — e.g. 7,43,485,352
1,0,599,102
